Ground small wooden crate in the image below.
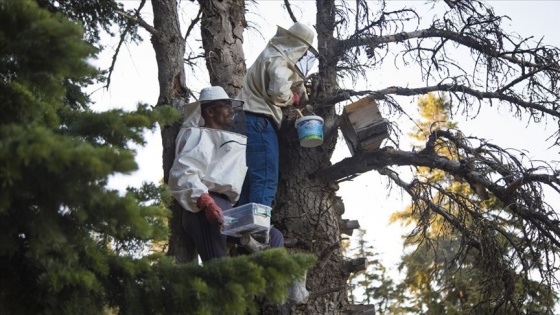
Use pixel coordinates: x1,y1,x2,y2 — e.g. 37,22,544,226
339,96,389,156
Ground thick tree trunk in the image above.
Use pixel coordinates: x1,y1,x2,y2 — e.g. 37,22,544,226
270,1,350,313
198,0,246,96
151,0,195,263
196,0,350,311
154,0,353,311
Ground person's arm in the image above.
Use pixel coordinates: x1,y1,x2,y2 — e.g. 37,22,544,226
168,128,209,213
266,59,299,107
169,128,225,226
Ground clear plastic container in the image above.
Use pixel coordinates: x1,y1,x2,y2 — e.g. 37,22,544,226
222,203,271,237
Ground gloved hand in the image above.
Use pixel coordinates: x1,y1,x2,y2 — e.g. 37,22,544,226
292,91,300,106
196,193,224,226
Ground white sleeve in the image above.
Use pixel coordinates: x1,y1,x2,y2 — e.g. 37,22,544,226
267,58,297,107
168,128,209,213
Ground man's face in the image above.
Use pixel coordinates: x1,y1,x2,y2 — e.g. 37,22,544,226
207,100,234,129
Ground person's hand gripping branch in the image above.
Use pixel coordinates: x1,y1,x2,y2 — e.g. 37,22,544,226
197,193,225,227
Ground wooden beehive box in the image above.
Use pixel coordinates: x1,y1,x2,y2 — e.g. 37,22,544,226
339,96,389,156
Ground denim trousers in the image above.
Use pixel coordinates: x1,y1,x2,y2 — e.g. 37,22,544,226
238,112,279,207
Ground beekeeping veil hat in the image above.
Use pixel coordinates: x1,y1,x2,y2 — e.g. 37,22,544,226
182,86,243,128
280,22,318,56
272,22,319,78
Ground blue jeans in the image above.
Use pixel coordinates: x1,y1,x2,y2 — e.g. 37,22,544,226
238,112,279,207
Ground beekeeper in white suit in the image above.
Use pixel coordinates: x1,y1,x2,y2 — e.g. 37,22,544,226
238,22,318,209
169,86,284,262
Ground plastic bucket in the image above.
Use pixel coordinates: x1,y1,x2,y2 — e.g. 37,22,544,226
295,115,324,147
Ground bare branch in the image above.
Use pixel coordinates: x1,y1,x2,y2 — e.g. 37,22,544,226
105,0,148,89
379,167,482,250
325,84,559,119
339,27,560,73
183,8,202,41
116,10,158,36
283,0,298,23
320,126,560,251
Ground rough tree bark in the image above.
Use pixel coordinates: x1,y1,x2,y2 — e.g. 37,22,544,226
198,0,246,97
272,1,357,313
150,0,194,263
197,0,360,312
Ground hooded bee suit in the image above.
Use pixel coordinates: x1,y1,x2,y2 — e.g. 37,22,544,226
240,23,317,128
238,22,317,207
169,101,283,262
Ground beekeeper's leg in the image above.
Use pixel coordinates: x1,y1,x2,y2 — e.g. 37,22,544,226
269,226,284,248
182,193,230,262
238,112,279,207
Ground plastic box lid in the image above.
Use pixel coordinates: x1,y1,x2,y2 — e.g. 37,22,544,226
222,203,271,237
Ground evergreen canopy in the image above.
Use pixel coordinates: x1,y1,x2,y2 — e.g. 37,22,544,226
0,1,315,314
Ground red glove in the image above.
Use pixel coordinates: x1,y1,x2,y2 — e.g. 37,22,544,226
292,91,300,106
196,193,224,226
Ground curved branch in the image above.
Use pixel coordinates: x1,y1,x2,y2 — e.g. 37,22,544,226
324,84,559,119
504,173,560,195
116,10,158,36
338,27,560,73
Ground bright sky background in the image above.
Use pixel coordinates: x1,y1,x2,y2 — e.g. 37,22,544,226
90,0,560,277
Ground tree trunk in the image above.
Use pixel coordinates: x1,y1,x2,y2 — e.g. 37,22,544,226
157,0,355,311
150,0,195,263
271,1,350,313
198,0,246,97
197,0,351,312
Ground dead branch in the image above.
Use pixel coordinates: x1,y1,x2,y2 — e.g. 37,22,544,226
283,0,298,23
106,1,148,89
324,84,559,119
338,28,560,73
116,10,158,36
343,257,367,274
183,8,202,41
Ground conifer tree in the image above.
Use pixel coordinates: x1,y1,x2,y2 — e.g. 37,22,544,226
0,1,315,314
345,229,397,314
390,93,557,314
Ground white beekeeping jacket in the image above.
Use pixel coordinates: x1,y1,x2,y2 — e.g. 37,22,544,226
169,123,247,213
239,26,311,128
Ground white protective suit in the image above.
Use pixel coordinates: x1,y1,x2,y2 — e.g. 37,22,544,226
169,103,247,213
240,25,314,128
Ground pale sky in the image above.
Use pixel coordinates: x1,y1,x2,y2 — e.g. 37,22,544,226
90,0,560,274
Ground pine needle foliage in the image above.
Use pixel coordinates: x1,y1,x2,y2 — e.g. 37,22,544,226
0,1,316,314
